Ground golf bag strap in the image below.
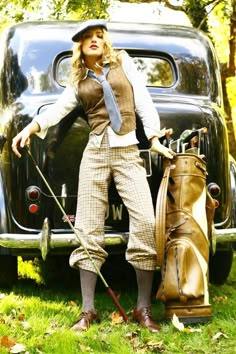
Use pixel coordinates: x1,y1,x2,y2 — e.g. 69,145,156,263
155,161,171,267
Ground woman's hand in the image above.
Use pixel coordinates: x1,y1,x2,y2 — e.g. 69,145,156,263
150,137,175,159
11,122,40,158
12,127,31,158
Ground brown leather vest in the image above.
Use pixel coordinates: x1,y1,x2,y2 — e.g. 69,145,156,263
78,64,136,135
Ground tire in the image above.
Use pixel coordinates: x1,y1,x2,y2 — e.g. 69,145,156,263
209,248,234,285
0,255,18,287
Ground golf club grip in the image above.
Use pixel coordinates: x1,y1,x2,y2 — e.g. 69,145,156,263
107,288,129,323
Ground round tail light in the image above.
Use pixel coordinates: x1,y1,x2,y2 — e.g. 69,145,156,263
28,204,39,214
207,182,221,197
26,186,41,201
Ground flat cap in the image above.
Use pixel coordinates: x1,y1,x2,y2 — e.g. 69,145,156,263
72,19,107,42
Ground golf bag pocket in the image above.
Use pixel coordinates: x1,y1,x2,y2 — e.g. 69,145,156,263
157,237,205,303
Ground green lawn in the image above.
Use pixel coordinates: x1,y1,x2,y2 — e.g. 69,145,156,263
0,254,235,354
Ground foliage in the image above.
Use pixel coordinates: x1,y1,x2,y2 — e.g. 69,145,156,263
0,255,235,353
227,77,236,133
0,0,110,30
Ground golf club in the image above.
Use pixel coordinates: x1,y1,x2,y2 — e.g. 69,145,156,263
25,147,129,323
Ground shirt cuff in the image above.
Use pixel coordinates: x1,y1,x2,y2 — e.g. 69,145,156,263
145,127,167,141
32,116,48,139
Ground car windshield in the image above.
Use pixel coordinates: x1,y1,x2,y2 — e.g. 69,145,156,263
56,54,175,88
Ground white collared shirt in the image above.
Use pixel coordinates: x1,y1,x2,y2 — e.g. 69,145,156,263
33,51,163,147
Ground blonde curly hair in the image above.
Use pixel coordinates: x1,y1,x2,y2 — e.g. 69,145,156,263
70,28,121,86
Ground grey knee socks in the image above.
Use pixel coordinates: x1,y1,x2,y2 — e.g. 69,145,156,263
79,269,98,312
79,268,154,312
135,268,154,310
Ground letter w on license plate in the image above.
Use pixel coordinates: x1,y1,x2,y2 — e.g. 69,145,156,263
105,149,152,224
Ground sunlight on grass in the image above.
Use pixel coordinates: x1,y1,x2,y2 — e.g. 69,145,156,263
18,257,44,285
0,255,235,353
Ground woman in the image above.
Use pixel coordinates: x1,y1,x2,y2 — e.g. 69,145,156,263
12,19,175,332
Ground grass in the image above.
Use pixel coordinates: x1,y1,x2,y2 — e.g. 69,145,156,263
0,254,235,354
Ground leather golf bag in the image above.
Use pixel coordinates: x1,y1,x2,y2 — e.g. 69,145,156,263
155,153,215,323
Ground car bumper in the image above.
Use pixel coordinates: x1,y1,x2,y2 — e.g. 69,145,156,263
0,218,128,260
0,219,235,260
215,228,236,243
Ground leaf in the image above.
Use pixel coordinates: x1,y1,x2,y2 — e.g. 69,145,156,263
171,314,202,333
10,343,26,353
110,311,123,325
68,300,77,307
185,327,202,333
130,337,141,350
146,340,164,350
35,349,43,354
44,329,55,336
172,314,185,331
0,336,17,349
125,331,139,340
18,314,25,321
212,296,228,303
212,331,229,341
10,309,17,318
79,344,94,352
44,320,58,335
50,320,58,329
21,321,31,329
0,293,6,300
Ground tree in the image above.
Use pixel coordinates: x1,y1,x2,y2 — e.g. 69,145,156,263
0,0,109,28
163,0,236,157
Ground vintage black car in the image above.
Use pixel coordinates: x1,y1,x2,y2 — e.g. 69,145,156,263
0,21,235,287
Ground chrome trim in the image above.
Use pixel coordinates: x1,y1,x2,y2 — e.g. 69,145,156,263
0,220,235,260
215,228,236,243
0,216,129,260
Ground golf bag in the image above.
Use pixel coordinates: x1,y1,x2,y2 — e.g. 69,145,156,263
155,153,215,323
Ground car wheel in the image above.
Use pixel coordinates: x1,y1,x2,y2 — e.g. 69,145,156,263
0,255,18,287
209,248,234,285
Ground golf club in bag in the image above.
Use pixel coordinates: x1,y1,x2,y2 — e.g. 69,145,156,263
25,147,129,323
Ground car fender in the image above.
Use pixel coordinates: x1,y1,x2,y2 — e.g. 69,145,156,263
0,165,10,239
229,154,236,228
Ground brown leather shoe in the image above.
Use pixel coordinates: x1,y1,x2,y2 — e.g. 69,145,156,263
71,310,100,332
133,307,160,333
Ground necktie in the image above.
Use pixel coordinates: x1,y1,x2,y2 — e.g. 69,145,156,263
88,65,123,133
